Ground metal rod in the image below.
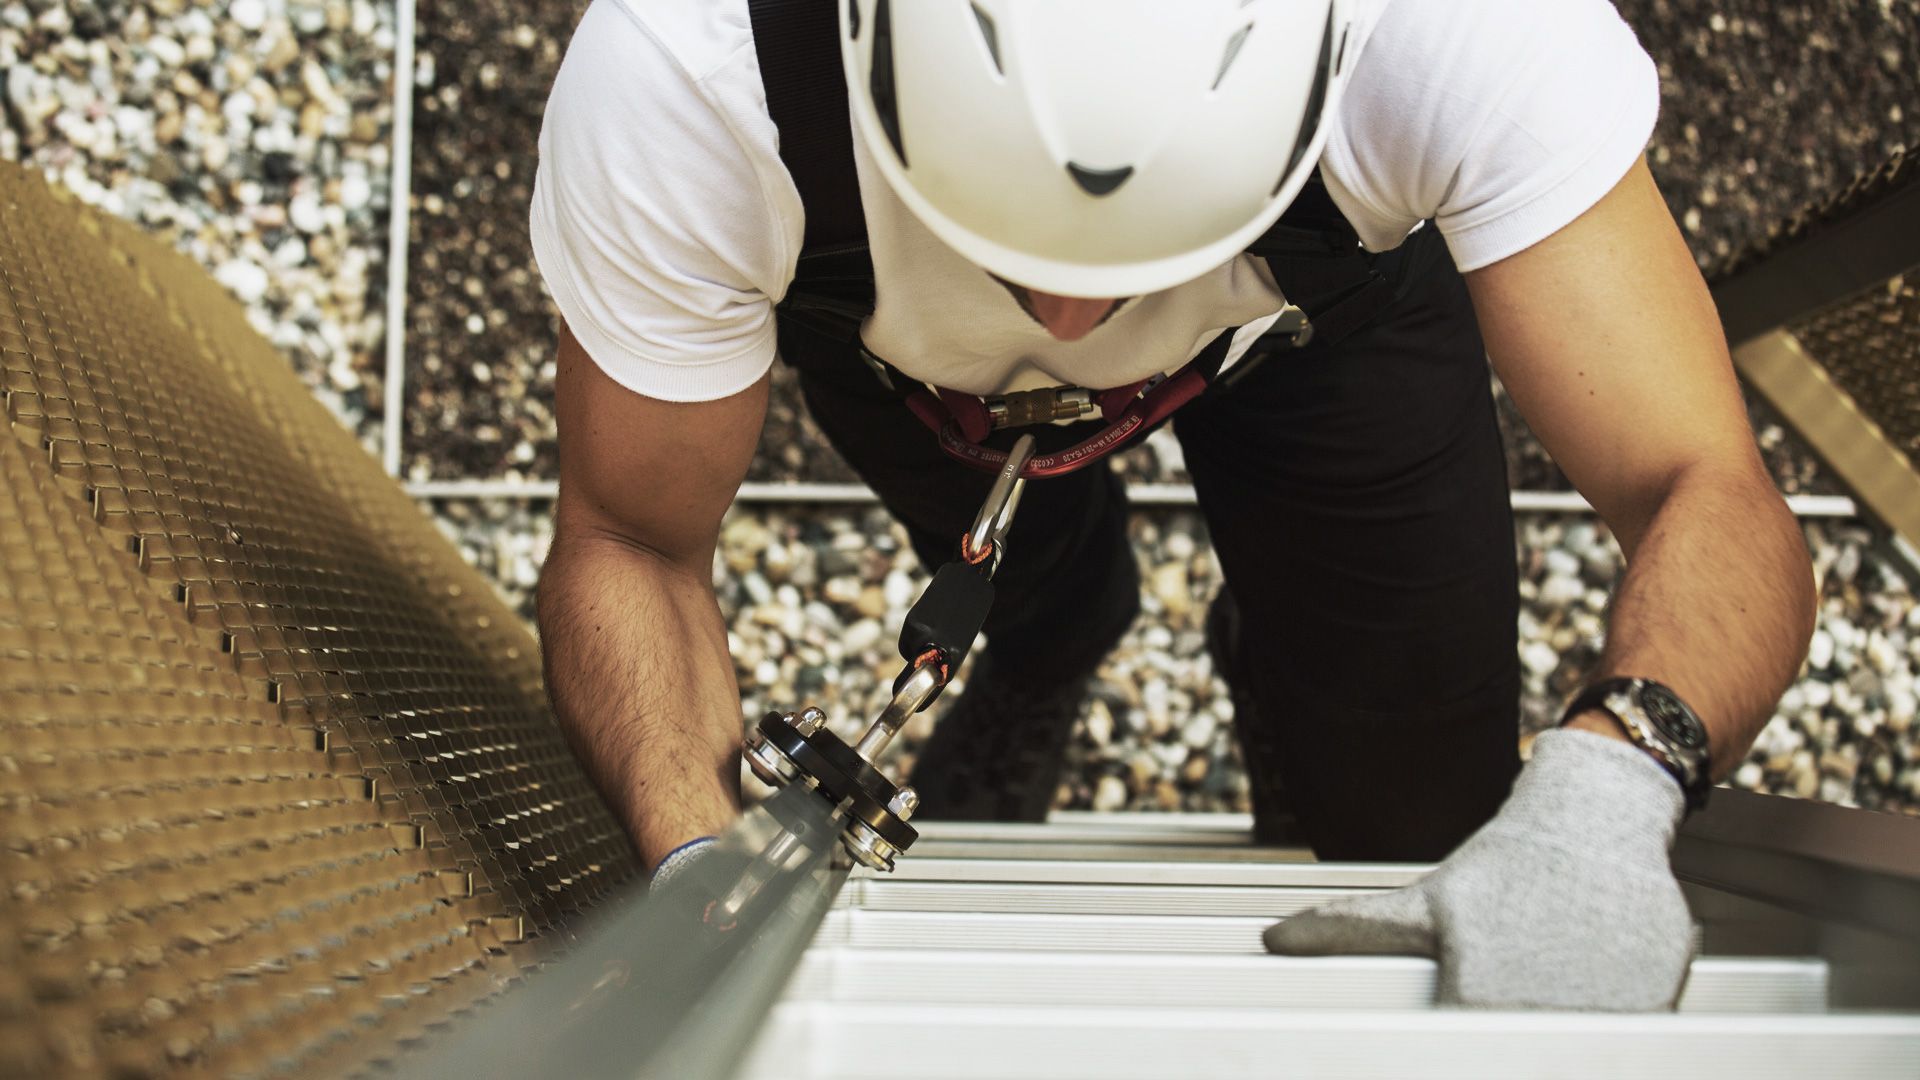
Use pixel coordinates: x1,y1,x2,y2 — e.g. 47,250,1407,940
380,0,418,478
400,479,1861,519
854,663,942,761
406,787,846,1080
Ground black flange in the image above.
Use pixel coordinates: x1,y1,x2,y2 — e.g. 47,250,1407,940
755,713,919,852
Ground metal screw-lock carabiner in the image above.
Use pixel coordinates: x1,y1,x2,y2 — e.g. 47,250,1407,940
962,434,1036,576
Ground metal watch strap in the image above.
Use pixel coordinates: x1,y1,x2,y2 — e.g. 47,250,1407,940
1561,678,1713,812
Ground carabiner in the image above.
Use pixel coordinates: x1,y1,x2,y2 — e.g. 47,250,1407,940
963,433,1035,575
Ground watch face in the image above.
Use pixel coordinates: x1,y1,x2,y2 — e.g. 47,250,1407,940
1643,685,1707,749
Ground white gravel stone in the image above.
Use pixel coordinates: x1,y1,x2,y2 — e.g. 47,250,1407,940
1521,640,1561,678
1808,629,1835,669
230,0,268,31
214,259,271,303
1803,680,1835,710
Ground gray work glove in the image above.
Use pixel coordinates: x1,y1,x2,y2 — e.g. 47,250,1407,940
1264,729,1694,1010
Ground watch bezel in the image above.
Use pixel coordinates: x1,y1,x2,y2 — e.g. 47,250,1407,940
1564,677,1713,812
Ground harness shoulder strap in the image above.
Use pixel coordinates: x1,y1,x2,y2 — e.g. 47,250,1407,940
746,0,867,260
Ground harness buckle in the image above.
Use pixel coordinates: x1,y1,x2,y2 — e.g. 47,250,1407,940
984,386,1097,430
858,344,897,391
1275,304,1315,349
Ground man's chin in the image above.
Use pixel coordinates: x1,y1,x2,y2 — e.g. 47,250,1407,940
984,271,1133,341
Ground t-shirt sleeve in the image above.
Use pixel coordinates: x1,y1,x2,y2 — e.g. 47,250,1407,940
528,0,802,402
1323,0,1660,273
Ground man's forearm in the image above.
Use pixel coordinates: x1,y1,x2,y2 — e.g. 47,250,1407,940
1571,464,1817,776
537,530,742,866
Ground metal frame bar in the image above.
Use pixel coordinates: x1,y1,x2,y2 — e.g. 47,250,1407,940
1676,789,1920,947
785,950,1828,1014
1734,331,1920,552
380,0,418,479
745,1004,1920,1080
1711,168,1920,347
400,476,1861,518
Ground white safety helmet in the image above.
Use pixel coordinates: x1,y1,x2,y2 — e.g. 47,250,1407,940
841,0,1356,299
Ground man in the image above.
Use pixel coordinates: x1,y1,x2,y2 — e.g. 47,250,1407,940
528,0,1814,1009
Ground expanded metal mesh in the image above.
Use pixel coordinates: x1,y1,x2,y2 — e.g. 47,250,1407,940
1788,275,1920,467
1710,149,1917,285
0,164,638,1076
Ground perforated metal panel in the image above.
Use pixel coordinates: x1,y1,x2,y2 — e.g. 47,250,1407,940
0,165,638,1076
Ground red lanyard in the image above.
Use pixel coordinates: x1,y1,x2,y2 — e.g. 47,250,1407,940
900,352,1213,479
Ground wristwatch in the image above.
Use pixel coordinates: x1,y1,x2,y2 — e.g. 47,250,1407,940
1560,677,1714,812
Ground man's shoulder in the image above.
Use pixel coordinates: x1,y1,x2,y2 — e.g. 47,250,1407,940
1327,0,1658,265
592,0,756,87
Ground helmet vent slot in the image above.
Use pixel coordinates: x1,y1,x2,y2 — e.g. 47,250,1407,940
970,3,1003,75
848,0,861,40
870,0,907,166
1067,163,1135,197
1213,23,1254,91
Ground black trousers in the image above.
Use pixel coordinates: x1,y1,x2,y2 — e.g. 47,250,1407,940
776,233,1522,861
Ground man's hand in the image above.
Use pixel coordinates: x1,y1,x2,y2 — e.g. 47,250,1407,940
1264,729,1693,1010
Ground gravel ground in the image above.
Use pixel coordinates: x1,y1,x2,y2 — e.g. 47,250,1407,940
399,0,569,482
1,0,397,451
433,499,1920,817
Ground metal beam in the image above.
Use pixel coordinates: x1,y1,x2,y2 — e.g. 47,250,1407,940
1733,331,1920,551
1712,167,1920,347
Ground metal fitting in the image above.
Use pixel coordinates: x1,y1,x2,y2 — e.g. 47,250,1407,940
841,820,898,872
886,786,920,822
965,433,1036,573
791,707,827,736
743,733,799,788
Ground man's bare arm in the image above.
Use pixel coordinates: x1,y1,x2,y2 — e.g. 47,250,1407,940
538,322,768,866
1466,159,1817,775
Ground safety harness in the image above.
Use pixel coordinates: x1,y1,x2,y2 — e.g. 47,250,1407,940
747,0,1410,479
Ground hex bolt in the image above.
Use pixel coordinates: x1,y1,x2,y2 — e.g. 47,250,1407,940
792,706,827,736
887,786,919,821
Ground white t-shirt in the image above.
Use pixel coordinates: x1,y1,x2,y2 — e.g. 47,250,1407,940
529,0,1659,403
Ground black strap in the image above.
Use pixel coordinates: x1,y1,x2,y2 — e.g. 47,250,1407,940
747,0,866,258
